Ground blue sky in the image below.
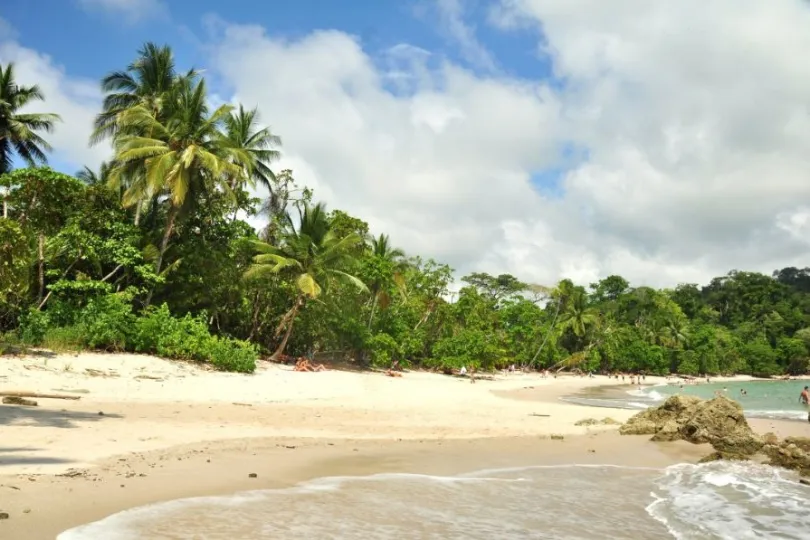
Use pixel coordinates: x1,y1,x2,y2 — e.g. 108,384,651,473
3,0,551,83
3,0,563,184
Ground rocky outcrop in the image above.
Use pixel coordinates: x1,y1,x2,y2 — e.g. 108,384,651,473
762,437,810,477
621,394,810,477
620,395,762,455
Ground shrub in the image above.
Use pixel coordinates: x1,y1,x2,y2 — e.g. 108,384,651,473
18,308,49,345
78,293,133,350
205,337,258,373
366,332,400,368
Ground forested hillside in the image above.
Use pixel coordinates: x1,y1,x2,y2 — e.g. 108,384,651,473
1,45,808,377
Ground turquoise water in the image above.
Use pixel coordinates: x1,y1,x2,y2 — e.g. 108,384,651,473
657,380,810,421
563,380,810,421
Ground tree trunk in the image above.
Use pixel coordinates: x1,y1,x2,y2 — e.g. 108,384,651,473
134,202,141,226
145,205,178,307
367,293,379,329
37,233,45,303
2,195,7,218
529,298,561,368
270,296,304,361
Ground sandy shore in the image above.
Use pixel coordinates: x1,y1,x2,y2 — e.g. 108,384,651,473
0,352,805,539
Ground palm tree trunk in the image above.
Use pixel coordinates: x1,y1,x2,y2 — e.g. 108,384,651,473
36,233,45,303
145,205,178,307
270,295,304,360
529,298,561,368
134,202,141,226
367,294,379,329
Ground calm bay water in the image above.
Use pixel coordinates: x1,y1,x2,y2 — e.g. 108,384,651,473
57,462,810,539
564,380,810,421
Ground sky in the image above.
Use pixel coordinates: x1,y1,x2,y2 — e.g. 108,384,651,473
3,0,810,289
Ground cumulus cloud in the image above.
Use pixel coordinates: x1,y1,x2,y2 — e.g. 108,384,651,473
76,0,168,24
9,1,810,288
433,0,498,72
203,1,810,288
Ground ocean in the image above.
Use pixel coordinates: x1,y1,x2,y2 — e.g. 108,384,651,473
564,379,810,422
57,461,809,539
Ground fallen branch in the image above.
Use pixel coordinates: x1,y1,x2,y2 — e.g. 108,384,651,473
0,391,81,401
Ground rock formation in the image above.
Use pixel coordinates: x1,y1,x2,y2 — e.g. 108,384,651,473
620,394,810,477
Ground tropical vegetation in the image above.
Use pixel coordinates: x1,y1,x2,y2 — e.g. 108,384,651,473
1,44,809,378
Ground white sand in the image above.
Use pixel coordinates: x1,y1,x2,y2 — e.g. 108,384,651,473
0,352,649,475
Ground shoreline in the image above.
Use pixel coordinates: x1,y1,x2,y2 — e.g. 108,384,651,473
1,352,806,539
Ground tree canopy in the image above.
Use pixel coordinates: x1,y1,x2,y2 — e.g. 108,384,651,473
0,46,809,378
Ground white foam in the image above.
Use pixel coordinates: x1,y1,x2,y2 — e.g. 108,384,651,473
646,461,809,539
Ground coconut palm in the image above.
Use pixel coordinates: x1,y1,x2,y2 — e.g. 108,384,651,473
365,233,406,328
108,78,243,286
246,202,368,359
559,288,599,338
76,161,112,185
0,63,61,218
92,42,196,144
222,105,281,192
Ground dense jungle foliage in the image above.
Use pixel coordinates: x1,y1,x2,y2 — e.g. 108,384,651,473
1,45,809,377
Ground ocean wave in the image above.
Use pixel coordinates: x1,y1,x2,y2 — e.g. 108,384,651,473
58,464,665,540
646,461,809,539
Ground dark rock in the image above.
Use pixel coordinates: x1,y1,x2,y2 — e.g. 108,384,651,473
799,478,810,486
550,434,564,440
248,473,257,478
0,512,8,520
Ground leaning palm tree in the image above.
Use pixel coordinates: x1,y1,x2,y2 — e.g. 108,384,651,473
245,202,368,360
365,233,406,328
0,63,61,175
222,105,281,192
108,78,243,288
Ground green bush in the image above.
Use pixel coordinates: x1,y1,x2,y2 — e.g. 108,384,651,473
78,293,133,350
16,298,257,373
366,332,400,368
205,337,258,373
18,308,49,345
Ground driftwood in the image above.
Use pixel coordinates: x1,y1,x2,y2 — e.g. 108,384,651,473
2,396,37,406
0,391,81,401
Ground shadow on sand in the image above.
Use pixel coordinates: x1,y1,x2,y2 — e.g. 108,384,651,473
0,446,74,467
0,405,122,429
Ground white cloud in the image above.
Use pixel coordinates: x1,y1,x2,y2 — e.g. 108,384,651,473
205,1,810,288
434,0,498,72
9,1,810,289
0,39,109,171
77,0,168,24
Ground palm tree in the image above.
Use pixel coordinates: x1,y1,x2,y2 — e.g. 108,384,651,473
0,63,61,216
108,78,243,290
365,233,406,328
559,288,599,338
76,161,112,185
92,42,196,145
245,202,368,359
528,279,575,367
222,105,281,192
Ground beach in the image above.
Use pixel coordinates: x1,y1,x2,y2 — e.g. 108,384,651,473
1,353,807,539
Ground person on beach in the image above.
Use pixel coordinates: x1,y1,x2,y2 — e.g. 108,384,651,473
800,386,810,422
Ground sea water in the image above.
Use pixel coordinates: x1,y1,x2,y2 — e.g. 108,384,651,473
57,462,809,539
565,380,810,421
